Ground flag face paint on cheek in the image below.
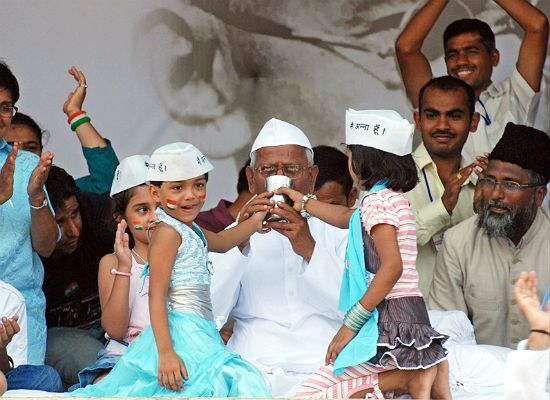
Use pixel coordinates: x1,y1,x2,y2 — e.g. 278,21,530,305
133,221,144,231
166,199,177,210
198,194,206,202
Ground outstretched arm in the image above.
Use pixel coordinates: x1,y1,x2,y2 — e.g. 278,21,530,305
203,204,269,252
277,187,354,228
395,0,449,108
495,0,548,91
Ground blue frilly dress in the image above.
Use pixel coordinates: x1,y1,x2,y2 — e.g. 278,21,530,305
70,208,271,397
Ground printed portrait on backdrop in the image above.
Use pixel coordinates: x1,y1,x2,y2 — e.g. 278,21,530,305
133,0,549,172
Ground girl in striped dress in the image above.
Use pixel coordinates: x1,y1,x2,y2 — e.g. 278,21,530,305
279,110,451,399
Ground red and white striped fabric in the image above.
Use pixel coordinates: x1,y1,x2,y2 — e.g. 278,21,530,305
360,189,421,299
296,363,386,399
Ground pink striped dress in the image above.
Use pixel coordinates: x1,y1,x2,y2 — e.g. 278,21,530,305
296,189,448,399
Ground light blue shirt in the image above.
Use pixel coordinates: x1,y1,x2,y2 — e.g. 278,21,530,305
0,138,47,364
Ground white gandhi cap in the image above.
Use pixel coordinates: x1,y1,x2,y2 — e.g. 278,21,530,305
345,109,414,156
110,155,150,197
250,118,313,157
146,142,213,182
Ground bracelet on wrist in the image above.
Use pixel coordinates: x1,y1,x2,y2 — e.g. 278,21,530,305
530,329,550,336
343,301,373,333
67,110,86,124
68,110,91,131
30,197,48,211
110,268,131,277
300,193,317,219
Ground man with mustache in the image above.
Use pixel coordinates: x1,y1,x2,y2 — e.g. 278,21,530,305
404,76,481,296
429,122,550,349
396,0,548,164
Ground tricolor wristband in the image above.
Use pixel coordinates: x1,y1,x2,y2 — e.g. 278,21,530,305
67,110,86,124
70,115,91,131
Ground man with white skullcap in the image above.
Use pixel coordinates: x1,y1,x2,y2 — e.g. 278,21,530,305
210,118,348,396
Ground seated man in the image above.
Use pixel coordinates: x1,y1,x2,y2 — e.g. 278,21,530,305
0,280,63,393
404,76,481,296
429,122,550,349
41,166,116,386
313,145,357,207
211,118,348,396
195,158,253,232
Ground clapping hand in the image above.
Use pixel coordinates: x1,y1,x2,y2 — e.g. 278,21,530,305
27,151,54,206
0,142,18,205
0,315,20,349
515,271,550,332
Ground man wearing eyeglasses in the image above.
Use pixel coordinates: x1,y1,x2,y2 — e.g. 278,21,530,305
429,122,550,349
210,118,348,396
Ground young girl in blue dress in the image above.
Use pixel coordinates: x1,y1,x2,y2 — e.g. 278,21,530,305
71,143,271,397
281,110,451,399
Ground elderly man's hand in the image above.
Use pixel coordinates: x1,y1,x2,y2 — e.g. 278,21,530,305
266,202,315,262
0,142,18,205
0,316,20,349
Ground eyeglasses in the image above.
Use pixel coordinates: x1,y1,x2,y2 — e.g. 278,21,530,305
478,177,543,193
0,104,17,117
257,164,307,178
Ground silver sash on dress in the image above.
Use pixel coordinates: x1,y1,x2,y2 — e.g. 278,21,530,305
167,284,213,320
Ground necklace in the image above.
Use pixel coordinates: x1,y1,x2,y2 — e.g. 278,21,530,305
131,248,147,264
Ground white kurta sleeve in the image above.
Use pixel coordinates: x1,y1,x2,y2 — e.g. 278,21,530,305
0,281,28,367
298,222,347,318
209,246,248,327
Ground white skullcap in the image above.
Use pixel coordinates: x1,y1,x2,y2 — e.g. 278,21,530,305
345,109,414,156
250,118,313,156
110,155,150,197
146,142,213,182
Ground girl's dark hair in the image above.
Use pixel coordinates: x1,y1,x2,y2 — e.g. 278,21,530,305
112,185,146,216
11,112,43,150
348,145,418,193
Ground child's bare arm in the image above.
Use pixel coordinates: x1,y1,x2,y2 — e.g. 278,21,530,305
277,187,354,228
98,221,132,340
204,205,269,252
148,224,188,391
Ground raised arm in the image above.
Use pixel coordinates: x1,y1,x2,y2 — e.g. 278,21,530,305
0,142,17,205
28,151,57,257
495,0,548,91
395,0,449,108
98,221,132,340
63,66,119,195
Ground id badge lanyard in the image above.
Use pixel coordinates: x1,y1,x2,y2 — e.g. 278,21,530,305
421,168,444,252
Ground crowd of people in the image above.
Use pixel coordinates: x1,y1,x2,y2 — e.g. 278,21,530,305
1,0,549,399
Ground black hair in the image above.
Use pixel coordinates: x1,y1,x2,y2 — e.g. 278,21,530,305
112,184,148,216
443,19,495,52
236,158,251,194
0,61,20,104
11,112,43,149
45,165,80,212
313,145,353,195
419,75,476,116
348,145,418,192
150,173,209,188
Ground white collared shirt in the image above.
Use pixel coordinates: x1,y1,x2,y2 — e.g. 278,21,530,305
0,280,28,367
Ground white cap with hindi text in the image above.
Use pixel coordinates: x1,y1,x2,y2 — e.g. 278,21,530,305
345,109,414,156
146,142,213,182
250,118,312,156
110,155,150,197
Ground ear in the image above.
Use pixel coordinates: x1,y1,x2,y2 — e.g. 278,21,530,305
245,166,256,194
308,165,319,193
491,48,500,67
534,185,547,208
413,110,421,130
470,112,481,133
347,186,358,208
149,183,161,203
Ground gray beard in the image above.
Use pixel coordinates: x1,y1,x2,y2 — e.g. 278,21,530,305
476,197,537,239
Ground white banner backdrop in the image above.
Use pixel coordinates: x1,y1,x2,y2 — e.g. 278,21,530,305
1,0,548,208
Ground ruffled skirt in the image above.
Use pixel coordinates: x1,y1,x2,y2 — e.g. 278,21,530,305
368,296,447,369
69,310,271,397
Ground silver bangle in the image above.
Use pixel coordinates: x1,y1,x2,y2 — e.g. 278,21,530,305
30,197,48,210
300,193,317,219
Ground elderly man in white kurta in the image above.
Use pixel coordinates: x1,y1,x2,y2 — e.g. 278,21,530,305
210,118,348,396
